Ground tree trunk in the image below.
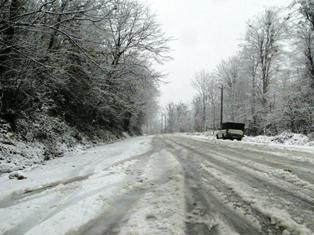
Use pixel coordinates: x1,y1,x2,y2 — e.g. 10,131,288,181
305,37,314,89
0,0,20,75
202,95,206,131
47,0,68,51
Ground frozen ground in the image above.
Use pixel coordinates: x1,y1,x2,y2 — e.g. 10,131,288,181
1,134,314,234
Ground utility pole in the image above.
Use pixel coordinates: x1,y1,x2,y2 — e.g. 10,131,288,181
162,114,167,133
160,115,163,134
220,86,224,128
160,114,167,134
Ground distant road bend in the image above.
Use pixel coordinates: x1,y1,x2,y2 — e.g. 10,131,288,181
0,134,314,235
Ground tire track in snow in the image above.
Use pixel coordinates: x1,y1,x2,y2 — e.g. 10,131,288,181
162,138,266,235
179,136,314,184
167,137,314,211
0,175,91,209
163,136,314,234
69,139,183,235
182,138,314,199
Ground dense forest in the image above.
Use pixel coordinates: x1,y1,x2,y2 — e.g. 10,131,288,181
0,0,169,152
1,0,314,158
164,0,314,136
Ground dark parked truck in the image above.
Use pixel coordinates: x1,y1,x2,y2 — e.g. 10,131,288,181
216,122,245,140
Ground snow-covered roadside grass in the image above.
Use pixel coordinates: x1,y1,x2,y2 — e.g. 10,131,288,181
0,139,45,174
119,149,186,235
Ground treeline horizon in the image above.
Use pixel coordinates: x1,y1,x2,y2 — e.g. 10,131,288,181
0,0,169,150
162,1,314,136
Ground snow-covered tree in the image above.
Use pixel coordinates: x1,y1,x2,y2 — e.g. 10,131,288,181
0,0,170,145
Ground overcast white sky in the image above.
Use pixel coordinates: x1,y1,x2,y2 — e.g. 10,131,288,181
142,0,291,108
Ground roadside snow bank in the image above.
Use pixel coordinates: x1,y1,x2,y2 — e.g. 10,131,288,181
244,132,314,146
0,120,89,174
0,116,127,175
0,138,90,175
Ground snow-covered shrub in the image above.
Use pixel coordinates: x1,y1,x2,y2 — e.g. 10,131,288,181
271,131,309,145
244,131,313,146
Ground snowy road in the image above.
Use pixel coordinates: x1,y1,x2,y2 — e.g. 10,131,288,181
1,135,314,235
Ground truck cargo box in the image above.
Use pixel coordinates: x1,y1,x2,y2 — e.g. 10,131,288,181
216,122,245,141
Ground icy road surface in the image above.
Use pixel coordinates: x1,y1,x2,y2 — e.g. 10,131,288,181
1,135,314,235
